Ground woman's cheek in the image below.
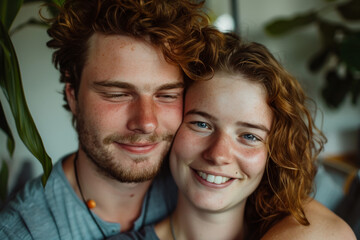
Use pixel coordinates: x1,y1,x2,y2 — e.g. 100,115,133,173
236,146,268,176
172,126,201,166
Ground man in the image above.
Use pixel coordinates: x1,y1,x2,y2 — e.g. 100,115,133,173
0,0,223,239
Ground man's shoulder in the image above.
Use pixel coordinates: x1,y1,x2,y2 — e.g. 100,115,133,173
1,175,45,213
1,159,64,215
262,199,356,240
0,160,65,239
0,176,47,239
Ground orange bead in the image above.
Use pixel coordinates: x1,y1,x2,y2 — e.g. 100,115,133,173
86,199,96,209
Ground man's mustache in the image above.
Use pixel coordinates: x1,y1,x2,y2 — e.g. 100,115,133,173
103,133,174,145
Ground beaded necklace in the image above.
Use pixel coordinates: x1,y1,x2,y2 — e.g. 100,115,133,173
73,152,106,239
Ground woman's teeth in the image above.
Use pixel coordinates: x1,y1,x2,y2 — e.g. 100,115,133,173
197,171,230,184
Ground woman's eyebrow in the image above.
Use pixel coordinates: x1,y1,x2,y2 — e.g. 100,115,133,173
236,121,270,133
185,109,217,122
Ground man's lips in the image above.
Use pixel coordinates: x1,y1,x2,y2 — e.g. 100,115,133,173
115,142,159,154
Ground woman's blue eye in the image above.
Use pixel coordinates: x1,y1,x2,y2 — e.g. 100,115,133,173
189,121,210,129
188,121,212,132
243,134,259,142
196,122,209,129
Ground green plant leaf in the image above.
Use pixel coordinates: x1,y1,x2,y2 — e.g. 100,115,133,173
0,102,15,156
0,0,24,31
308,48,333,73
51,0,65,6
0,160,9,201
317,20,349,46
264,12,317,36
340,32,360,71
337,0,360,21
322,69,352,108
0,20,52,186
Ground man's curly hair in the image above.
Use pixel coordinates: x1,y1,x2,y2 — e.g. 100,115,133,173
44,0,223,110
215,33,327,239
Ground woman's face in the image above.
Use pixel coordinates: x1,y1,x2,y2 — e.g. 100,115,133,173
170,72,273,212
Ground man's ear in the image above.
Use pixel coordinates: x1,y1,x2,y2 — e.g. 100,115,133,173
65,83,77,116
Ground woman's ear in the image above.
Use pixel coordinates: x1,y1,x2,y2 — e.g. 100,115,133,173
65,83,77,116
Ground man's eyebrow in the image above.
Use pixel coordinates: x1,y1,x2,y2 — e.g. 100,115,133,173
236,121,270,133
93,80,135,90
156,82,185,91
185,109,217,122
93,80,184,91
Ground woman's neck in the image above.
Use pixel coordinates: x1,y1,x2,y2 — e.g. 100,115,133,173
156,193,247,240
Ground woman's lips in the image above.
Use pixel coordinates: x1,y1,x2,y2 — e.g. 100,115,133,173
197,171,231,184
192,169,235,188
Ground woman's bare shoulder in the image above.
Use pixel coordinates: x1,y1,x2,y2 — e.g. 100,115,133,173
261,199,356,240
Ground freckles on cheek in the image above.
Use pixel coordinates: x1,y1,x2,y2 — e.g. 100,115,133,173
241,148,268,173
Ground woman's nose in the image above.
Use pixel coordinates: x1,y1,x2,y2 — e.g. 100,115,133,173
202,133,233,165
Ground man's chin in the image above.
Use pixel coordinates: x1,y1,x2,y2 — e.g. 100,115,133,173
111,170,160,183
105,160,163,183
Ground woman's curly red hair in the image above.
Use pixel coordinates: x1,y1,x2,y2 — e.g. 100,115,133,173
216,33,327,238
43,0,223,110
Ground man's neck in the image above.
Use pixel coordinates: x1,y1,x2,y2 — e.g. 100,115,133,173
63,152,152,231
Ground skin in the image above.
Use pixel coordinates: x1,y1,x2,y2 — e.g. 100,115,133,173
63,33,184,231
156,72,273,240
262,199,357,240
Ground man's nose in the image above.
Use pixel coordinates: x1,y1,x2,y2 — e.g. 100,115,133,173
126,97,158,134
201,132,233,166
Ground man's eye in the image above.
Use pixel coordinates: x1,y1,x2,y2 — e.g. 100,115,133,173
107,93,129,98
159,94,178,99
156,94,181,102
102,92,132,101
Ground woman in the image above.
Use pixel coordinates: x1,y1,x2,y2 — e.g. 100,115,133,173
110,33,355,239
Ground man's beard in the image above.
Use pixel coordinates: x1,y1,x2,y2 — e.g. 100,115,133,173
75,111,173,183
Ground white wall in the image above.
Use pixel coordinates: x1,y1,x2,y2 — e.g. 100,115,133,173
207,0,360,156
1,1,359,194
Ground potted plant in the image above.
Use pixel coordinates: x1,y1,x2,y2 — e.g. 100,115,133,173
264,0,360,108
0,0,62,203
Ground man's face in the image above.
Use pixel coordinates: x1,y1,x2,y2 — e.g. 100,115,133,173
67,33,184,182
